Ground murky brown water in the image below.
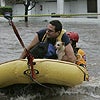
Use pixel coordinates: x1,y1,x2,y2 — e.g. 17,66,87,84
0,17,100,100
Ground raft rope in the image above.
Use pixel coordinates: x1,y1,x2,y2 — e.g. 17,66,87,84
11,19,52,89
4,13,52,89
9,19,52,89
24,68,52,90
8,19,36,79
4,13,35,79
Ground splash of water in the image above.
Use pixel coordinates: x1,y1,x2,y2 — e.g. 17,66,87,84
64,76,100,99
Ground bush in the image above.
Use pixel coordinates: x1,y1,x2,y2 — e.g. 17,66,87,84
0,6,12,15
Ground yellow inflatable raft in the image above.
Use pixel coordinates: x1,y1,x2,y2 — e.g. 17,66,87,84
0,59,89,88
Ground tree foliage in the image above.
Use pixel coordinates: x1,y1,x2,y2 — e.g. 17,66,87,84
5,0,37,5
5,0,23,4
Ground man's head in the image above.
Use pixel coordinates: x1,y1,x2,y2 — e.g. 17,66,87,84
46,20,62,38
49,20,62,32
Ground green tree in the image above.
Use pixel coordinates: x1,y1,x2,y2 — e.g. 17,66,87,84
5,0,23,4
5,0,37,22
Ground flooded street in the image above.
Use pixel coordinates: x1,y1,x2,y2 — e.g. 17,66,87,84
0,17,100,100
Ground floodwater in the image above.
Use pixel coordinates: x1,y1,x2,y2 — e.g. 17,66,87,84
0,17,100,100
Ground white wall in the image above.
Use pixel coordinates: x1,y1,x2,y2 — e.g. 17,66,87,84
12,0,88,15
33,0,87,15
97,0,100,13
77,0,87,13
12,4,25,15
64,0,87,14
33,2,57,14
57,0,64,14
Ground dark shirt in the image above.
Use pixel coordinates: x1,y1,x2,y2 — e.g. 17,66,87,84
36,28,70,46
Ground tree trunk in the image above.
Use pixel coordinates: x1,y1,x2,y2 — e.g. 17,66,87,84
25,5,28,22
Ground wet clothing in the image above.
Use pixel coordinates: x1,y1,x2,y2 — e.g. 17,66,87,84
75,47,86,67
30,28,70,59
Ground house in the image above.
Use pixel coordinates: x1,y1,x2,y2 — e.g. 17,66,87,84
0,0,100,16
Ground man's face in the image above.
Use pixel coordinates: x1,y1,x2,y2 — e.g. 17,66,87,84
46,24,60,38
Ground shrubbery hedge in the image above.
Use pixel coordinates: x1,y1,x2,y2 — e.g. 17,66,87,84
0,6,12,15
